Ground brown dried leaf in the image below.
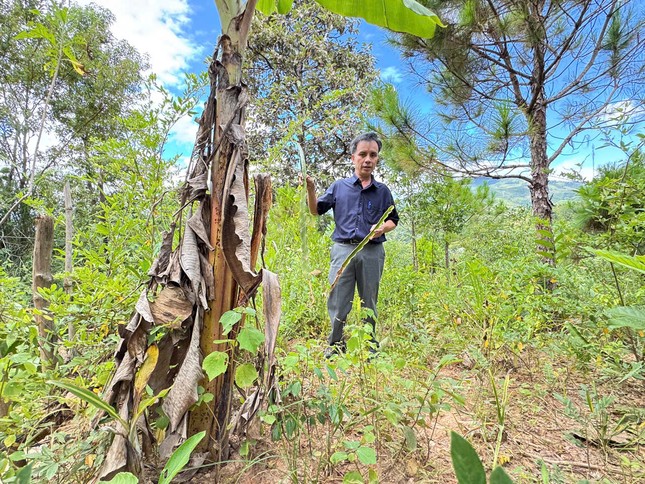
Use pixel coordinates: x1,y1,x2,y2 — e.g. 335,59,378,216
185,172,208,201
187,202,214,251
250,175,272,269
148,223,176,278
262,270,281,376
162,311,203,432
180,221,207,309
135,289,154,324
222,149,261,297
104,351,136,405
149,286,192,329
99,388,133,479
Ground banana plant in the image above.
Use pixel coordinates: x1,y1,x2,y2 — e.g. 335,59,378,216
99,0,442,479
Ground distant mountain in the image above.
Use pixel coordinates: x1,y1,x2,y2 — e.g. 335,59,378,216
471,177,582,206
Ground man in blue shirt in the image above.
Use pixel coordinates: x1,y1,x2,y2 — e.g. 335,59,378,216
306,132,399,358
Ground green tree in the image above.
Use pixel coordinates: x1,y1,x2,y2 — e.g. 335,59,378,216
379,0,644,264
245,0,378,183
575,145,644,254
0,0,146,264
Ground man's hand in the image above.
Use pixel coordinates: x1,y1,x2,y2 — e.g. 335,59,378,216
370,223,385,239
370,219,396,239
305,175,318,215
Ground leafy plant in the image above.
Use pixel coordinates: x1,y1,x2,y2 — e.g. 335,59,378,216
450,431,513,483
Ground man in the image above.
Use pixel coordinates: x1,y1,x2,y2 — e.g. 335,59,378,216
306,132,399,358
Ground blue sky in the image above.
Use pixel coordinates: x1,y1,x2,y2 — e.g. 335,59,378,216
77,0,413,165
77,0,639,180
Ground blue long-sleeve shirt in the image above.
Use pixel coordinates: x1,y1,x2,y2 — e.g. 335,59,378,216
317,174,399,244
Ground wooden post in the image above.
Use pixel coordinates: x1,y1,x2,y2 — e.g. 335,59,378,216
33,215,55,366
64,182,75,350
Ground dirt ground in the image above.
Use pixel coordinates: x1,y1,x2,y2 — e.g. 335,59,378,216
151,348,645,483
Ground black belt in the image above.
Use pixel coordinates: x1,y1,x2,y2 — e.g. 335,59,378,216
337,239,363,244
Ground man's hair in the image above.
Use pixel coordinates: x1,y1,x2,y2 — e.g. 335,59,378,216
350,132,382,154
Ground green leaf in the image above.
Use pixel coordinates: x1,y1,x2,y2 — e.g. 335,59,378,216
330,451,349,464
2,381,22,398
278,0,295,14
202,351,228,380
235,363,258,388
202,351,229,380
450,432,486,484
314,0,444,38
14,462,33,484
588,248,645,274
104,472,139,484
256,0,278,15
605,307,645,331
490,466,514,484
403,426,417,451
48,380,125,427
158,431,206,484
220,310,242,335
237,326,265,353
356,446,377,465
343,470,364,483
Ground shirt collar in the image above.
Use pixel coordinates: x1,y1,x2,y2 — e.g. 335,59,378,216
350,174,380,188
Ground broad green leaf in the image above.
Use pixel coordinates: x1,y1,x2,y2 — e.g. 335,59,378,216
158,431,206,484
356,446,377,465
237,326,265,353
330,451,349,464
403,426,417,451
235,363,258,388
343,470,364,483
14,462,33,484
104,472,139,484
202,351,229,380
588,248,645,274
450,431,486,484
220,310,242,335
2,381,22,398
256,0,278,15
48,380,125,427
314,0,444,38
278,0,295,14
490,466,514,484
605,307,645,331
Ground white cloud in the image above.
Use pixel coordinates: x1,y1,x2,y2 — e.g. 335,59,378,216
169,113,200,147
76,0,201,86
599,100,645,124
553,156,595,181
380,66,403,83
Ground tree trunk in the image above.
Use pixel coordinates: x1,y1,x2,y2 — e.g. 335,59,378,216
528,96,555,267
33,215,55,366
444,238,450,271
527,3,555,267
188,1,258,461
411,217,418,272
64,181,75,354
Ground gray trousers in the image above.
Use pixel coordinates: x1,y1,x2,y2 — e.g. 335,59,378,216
327,242,386,346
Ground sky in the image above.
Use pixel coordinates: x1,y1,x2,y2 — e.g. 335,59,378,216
76,0,637,181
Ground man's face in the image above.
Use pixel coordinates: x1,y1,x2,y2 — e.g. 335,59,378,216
351,140,379,179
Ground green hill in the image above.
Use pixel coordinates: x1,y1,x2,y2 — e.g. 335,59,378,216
472,177,581,206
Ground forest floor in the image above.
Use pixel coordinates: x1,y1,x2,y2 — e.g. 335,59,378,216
182,347,645,483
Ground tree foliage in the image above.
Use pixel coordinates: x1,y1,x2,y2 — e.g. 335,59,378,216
377,0,644,262
245,0,378,183
0,0,147,265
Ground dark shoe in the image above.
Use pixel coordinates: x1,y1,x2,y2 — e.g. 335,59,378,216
324,343,346,359
367,346,379,361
